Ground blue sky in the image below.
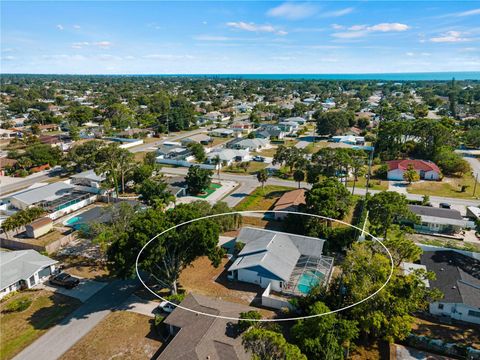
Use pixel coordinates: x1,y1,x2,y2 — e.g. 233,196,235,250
1,1,480,74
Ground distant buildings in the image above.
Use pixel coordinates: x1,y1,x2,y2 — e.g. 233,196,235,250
386,159,441,181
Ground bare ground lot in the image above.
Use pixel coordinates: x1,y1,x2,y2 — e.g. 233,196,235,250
0,289,81,360
178,256,276,318
59,311,162,360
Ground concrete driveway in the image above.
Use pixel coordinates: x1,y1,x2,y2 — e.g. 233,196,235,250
39,277,107,302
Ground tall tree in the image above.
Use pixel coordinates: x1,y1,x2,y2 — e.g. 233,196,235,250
256,168,269,192
305,178,352,223
185,165,213,195
242,328,306,360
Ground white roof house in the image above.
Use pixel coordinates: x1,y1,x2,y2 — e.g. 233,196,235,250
0,250,58,298
230,138,269,151
283,117,306,125
206,149,250,165
209,128,234,137
9,182,76,210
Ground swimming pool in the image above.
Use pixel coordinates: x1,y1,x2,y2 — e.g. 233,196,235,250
296,270,324,295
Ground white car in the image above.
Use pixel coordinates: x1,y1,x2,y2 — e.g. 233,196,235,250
157,301,176,313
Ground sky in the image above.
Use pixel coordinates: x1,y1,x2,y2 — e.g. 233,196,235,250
1,1,480,74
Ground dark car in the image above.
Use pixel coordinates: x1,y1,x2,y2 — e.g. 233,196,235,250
439,203,451,209
49,273,80,289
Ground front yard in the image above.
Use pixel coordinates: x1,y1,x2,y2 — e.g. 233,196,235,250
59,311,162,360
234,185,296,211
222,161,267,175
407,173,478,199
0,290,81,360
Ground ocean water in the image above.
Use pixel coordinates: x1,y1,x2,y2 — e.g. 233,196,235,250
149,72,480,81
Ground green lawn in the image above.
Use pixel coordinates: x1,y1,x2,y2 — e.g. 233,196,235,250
346,177,389,191
407,173,478,199
234,185,296,211
0,290,81,360
222,161,267,175
193,183,222,198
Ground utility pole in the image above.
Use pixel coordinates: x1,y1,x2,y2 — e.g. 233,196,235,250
474,172,478,197
365,146,375,197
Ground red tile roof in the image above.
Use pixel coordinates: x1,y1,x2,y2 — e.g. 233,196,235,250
386,159,440,173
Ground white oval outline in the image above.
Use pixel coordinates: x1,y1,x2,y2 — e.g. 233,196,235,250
135,210,394,322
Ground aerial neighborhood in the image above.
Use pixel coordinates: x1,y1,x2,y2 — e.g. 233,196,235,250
0,74,479,360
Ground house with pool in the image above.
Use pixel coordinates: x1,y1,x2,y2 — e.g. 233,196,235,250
227,227,333,300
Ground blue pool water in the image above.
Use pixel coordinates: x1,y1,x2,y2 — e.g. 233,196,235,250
297,270,324,295
65,216,81,225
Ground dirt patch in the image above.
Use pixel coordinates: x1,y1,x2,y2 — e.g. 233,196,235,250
411,316,480,349
349,340,390,360
59,311,162,360
0,289,81,360
178,256,275,318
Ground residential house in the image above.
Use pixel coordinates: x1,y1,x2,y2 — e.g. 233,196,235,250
407,205,473,234
0,250,58,299
209,128,234,138
70,169,107,194
25,217,53,238
330,135,365,146
157,293,252,360
283,117,307,125
180,133,212,146
227,227,333,295
0,157,17,176
255,125,285,140
231,121,254,135
386,159,441,181
206,149,250,166
38,124,60,132
0,128,20,138
273,189,306,220
227,138,269,152
164,176,187,198
420,251,480,325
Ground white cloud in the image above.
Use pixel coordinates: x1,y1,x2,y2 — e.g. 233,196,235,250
320,7,354,18
1,55,16,61
194,35,230,41
143,54,194,60
455,8,480,16
267,3,318,20
72,41,90,49
94,41,112,48
332,22,410,39
406,52,414,56
331,24,344,30
73,25,81,29
430,31,469,43
56,24,64,30
226,22,287,35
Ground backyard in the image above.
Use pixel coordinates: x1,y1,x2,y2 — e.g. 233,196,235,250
59,311,162,360
0,289,81,360
234,185,296,211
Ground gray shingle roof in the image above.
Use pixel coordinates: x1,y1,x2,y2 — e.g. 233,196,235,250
0,250,57,290
158,293,252,360
229,227,324,282
420,251,480,308
409,205,463,220
70,169,106,182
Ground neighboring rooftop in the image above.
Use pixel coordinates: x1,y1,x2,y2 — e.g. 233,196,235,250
420,251,480,308
157,293,251,360
387,159,441,173
0,250,57,290
70,169,106,182
273,189,306,212
408,205,464,220
10,182,75,207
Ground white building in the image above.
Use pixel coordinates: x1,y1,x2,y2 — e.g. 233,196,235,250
421,251,480,325
0,250,58,299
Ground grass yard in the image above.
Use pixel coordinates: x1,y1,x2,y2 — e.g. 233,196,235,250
254,147,278,157
59,311,162,360
407,173,478,199
207,137,229,147
304,141,329,154
193,183,222,198
222,161,267,175
56,255,111,281
234,185,296,211
133,151,148,162
0,290,81,360
346,177,389,191
408,233,480,253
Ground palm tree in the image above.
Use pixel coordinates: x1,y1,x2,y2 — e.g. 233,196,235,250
212,155,221,177
293,169,305,189
350,155,366,195
256,169,268,194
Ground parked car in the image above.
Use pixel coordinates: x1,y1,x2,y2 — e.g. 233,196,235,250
439,203,451,209
253,156,265,162
156,301,176,313
49,273,80,289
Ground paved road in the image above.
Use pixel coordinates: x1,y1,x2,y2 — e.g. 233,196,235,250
160,167,480,208
0,169,63,196
14,279,139,360
129,128,207,153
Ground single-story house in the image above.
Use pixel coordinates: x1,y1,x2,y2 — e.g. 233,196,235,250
0,128,20,138
25,217,53,238
386,159,441,181
273,189,306,220
70,169,106,193
283,117,307,125
330,135,365,145
209,128,234,138
228,138,269,151
180,133,212,146
466,206,480,221
157,293,252,360
420,251,480,325
227,227,333,295
231,121,253,134
206,149,250,166
0,157,17,176
255,125,285,140
164,176,187,197
38,124,60,132
407,205,473,234
0,250,58,299
278,121,299,134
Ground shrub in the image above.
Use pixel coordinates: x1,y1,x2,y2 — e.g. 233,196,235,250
238,310,262,332
3,296,32,313
165,293,186,304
